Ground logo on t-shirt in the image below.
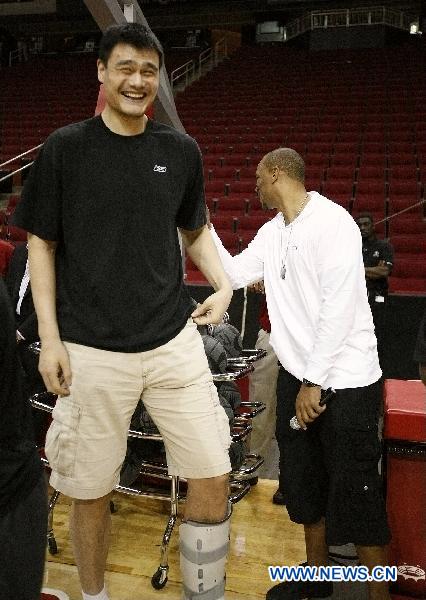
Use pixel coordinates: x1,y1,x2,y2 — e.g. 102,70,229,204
153,164,167,173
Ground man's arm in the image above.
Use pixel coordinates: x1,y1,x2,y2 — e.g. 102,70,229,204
365,241,394,279
209,225,265,289
365,261,391,279
180,225,232,326
28,233,71,395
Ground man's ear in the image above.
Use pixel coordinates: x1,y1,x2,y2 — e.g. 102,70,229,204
97,59,105,84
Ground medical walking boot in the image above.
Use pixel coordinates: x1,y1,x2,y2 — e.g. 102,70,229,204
179,503,232,599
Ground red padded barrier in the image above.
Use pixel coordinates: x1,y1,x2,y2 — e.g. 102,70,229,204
384,379,426,442
384,379,426,599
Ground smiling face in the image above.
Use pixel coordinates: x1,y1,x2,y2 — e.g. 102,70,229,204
97,43,160,126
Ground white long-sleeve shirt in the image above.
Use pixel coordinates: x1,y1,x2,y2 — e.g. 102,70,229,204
211,192,381,389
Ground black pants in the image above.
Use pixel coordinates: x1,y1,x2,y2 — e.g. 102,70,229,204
275,368,390,546
0,472,47,599
369,297,387,369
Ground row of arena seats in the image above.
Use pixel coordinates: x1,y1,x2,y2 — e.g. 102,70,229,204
180,43,426,293
205,165,426,184
204,179,425,224
2,188,424,294
1,43,425,295
185,248,426,295
196,143,426,159
201,152,426,168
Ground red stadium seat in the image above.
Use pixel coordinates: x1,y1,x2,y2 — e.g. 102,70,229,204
321,180,354,209
205,180,227,195
215,196,250,215
236,167,255,180
389,258,426,293
236,214,271,231
390,234,426,257
227,181,254,195
325,165,356,181
0,239,14,277
207,166,238,181
214,231,241,255
211,215,237,232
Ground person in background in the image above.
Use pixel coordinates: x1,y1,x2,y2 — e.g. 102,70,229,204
12,23,233,600
414,309,426,385
5,243,47,439
356,213,394,366
247,282,284,504
211,147,391,600
0,277,47,599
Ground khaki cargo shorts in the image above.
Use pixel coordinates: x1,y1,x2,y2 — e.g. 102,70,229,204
45,319,231,499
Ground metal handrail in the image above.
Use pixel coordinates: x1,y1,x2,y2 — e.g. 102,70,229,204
198,46,213,77
0,144,42,184
170,38,228,94
170,59,195,92
257,6,413,44
8,46,24,67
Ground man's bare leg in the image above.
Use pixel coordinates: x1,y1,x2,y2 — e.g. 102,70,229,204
304,517,328,566
70,493,112,595
357,545,392,600
185,474,229,522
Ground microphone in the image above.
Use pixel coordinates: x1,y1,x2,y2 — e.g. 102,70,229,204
289,387,336,430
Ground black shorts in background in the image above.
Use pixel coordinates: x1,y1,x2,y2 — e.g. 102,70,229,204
276,369,391,547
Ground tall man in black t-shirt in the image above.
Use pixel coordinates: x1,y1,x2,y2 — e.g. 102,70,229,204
13,23,233,600
356,213,394,366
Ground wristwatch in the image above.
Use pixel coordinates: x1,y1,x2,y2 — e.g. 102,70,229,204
302,378,320,387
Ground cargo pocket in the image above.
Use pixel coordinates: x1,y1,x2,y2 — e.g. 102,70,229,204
335,426,383,527
348,428,381,470
345,469,386,525
45,399,81,478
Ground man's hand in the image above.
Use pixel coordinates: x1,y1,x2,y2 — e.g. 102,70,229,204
38,339,72,396
295,385,326,430
191,288,232,326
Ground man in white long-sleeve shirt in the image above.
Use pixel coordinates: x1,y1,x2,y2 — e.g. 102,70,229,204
211,148,391,600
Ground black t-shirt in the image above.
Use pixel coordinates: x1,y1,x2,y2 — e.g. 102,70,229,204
361,237,394,298
0,278,42,516
414,309,426,363
13,116,206,352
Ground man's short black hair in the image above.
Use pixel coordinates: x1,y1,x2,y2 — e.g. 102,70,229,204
99,23,163,69
262,147,305,183
355,212,374,224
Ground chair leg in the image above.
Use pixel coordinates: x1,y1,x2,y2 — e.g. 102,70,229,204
47,489,60,555
151,475,180,589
